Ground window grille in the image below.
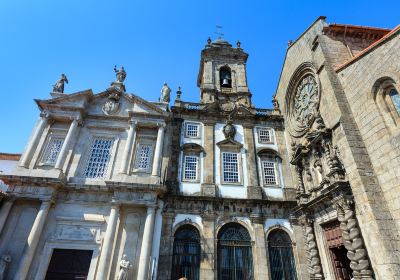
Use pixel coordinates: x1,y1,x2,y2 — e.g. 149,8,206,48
222,152,239,183
258,129,272,143
217,223,254,280
184,156,198,180
42,137,64,165
262,160,277,185
171,225,201,280
186,123,199,137
83,138,113,179
268,230,297,280
389,88,400,115
135,144,153,171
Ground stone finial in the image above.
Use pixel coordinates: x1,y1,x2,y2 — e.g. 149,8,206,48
207,37,211,45
287,40,293,47
52,74,68,94
176,86,182,101
236,40,241,48
160,82,171,103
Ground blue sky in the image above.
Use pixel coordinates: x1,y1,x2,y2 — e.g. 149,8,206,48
0,0,398,153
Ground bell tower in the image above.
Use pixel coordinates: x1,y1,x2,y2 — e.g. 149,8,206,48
197,37,254,112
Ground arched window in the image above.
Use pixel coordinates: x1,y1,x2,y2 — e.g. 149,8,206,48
268,230,297,280
389,88,400,115
218,223,254,280
171,225,201,280
220,66,232,88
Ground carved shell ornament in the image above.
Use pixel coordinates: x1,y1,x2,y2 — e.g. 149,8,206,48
287,73,320,137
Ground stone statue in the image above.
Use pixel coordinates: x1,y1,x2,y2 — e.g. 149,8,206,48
114,66,126,83
117,254,132,280
0,253,11,280
52,74,68,93
160,82,171,103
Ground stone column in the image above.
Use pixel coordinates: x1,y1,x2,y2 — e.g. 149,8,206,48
201,122,216,196
137,206,156,280
243,124,262,199
120,120,137,174
55,117,80,170
15,200,52,280
0,199,14,236
96,203,120,280
301,217,324,280
200,215,215,279
19,113,49,168
152,123,165,176
252,218,269,280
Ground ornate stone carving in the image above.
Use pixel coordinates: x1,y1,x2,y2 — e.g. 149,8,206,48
0,253,11,280
299,216,324,279
102,89,121,116
335,197,374,279
160,82,171,103
117,254,132,280
114,65,126,83
223,122,236,139
292,75,319,134
52,74,68,93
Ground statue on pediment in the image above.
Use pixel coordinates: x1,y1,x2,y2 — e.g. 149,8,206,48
114,65,126,83
160,82,171,103
52,74,68,93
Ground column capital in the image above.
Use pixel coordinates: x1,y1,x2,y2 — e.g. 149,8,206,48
203,120,216,126
157,122,166,128
111,201,122,209
146,205,158,214
39,111,51,119
128,119,138,126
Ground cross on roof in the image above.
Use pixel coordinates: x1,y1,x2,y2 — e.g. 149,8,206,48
215,25,224,38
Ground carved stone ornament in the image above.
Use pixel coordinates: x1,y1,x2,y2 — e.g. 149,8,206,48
223,122,236,139
287,71,320,137
102,90,121,116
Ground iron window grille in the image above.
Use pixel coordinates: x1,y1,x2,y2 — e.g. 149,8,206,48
258,128,272,143
134,143,153,172
218,223,254,280
268,230,297,280
183,156,198,181
41,137,64,165
171,225,201,280
222,152,239,183
83,138,113,179
262,160,277,185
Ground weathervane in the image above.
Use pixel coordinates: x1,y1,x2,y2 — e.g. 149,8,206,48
215,25,224,38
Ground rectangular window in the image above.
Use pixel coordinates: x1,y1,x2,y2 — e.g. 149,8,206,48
258,129,272,143
183,156,198,181
134,143,153,171
262,160,277,185
222,152,239,183
185,123,200,138
83,138,113,179
41,137,64,165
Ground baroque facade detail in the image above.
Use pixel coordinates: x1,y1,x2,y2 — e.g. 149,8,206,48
0,16,399,280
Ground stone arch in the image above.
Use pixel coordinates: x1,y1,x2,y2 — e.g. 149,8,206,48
215,218,255,242
172,219,204,240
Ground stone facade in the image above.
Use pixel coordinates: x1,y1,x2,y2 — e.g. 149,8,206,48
0,16,399,280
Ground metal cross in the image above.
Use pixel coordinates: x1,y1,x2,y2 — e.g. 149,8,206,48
215,25,224,38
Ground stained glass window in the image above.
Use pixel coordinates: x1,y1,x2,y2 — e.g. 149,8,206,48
389,88,400,115
83,138,113,179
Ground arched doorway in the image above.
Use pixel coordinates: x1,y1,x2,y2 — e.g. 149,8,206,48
171,225,201,280
217,223,254,280
268,229,297,280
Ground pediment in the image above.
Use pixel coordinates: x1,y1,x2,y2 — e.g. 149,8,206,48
216,138,243,149
35,89,93,111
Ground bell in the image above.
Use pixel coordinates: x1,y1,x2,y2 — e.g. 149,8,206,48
222,78,230,86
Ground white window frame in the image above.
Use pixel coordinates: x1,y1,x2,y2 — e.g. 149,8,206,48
132,139,155,173
221,152,240,184
261,160,278,186
184,122,201,138
83,137,114,179
257,128,274,144
182,155,199,182
39,134,65,166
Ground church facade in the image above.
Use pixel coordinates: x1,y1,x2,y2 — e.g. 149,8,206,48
0,16,399,280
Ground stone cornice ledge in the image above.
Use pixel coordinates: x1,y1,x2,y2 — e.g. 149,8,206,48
0,174,66,188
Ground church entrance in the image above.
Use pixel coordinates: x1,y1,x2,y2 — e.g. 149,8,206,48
45,249,93,280
322,221,353,280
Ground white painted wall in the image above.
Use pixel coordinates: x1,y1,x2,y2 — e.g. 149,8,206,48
215,123,247,198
